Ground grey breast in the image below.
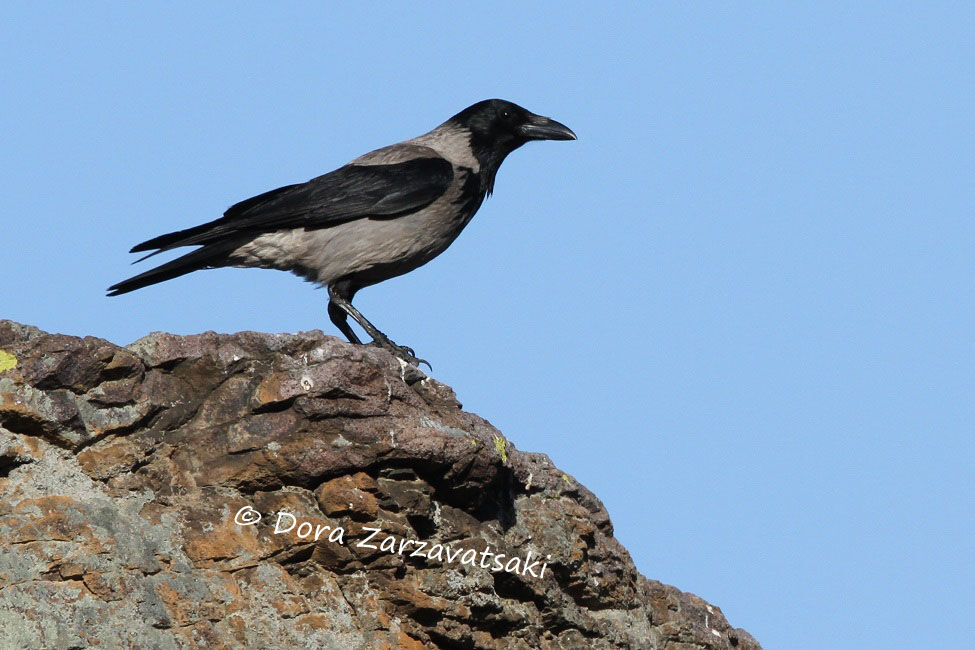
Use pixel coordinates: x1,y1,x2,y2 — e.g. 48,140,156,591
232,126,482,288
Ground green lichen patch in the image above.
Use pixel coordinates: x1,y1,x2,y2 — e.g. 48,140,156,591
493,435,508,464
0,349,17,373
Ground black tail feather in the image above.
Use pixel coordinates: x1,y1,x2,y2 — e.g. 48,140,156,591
107,242,237,296
129,220,226,255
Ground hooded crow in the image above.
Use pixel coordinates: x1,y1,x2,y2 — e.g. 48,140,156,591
107,99,576,366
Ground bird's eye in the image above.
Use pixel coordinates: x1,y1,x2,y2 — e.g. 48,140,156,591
500,109,511,119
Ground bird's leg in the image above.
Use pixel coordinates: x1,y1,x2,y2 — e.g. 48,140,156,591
340,302,431,370
327,300,362,345
327,282,430,369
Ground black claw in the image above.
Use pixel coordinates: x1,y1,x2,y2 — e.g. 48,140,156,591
392,345,431,370
367,338,431,370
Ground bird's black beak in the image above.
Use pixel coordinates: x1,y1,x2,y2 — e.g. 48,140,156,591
518,114,577,141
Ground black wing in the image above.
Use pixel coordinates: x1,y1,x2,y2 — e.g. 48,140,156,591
106,156,454,296
129,157,454,257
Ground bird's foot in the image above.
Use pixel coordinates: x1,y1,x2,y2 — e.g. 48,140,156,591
368,337,431,370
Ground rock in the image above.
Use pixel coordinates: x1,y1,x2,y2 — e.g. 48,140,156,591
0,320,761,649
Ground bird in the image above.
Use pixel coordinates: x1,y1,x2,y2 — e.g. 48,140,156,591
107,99,576,367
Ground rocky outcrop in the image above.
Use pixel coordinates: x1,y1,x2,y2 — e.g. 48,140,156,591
0,320,760,649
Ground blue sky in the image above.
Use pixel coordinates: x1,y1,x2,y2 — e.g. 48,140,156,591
3,3,973,648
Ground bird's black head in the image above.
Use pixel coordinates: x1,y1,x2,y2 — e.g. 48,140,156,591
448,99,576,172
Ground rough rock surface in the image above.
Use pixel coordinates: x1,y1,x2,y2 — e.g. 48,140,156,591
0,321,761,649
